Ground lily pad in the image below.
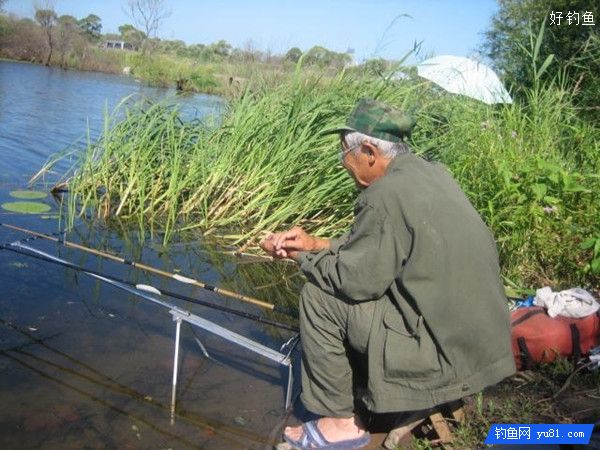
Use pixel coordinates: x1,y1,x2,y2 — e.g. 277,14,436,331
9,262,28,268
9,190,48,200
1,201,51,214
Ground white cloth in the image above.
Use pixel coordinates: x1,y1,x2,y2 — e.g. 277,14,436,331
590,346,600,370
534,286,600,318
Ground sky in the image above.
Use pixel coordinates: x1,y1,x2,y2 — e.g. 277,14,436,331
4,0,499,62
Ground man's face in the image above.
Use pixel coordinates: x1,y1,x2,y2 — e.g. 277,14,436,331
339,137,366,188
339,136,388,188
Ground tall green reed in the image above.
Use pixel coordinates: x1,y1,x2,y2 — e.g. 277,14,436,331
63,67,425,240
54,57,599,290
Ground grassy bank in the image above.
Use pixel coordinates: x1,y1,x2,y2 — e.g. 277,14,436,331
410,358,600,449
0,12,348,95
125,52,219,93
0,9,302,96
0,46,315,95
49,60,600,292
0,46,223,94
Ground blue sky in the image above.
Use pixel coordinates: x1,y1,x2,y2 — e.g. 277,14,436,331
4,0,498,62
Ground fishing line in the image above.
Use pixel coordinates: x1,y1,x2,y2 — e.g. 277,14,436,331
0,242,298,332
0,222,284,312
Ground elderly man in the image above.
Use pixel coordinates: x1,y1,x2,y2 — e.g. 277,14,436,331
260,98,515,450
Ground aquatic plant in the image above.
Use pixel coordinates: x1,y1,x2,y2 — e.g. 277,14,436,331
53,61,599,290
1,201,51,214
61,66,426,242
9,190,48,200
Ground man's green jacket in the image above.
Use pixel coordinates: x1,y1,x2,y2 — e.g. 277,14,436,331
297,152,516,412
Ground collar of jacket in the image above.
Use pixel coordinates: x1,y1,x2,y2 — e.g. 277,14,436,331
384,151,415,175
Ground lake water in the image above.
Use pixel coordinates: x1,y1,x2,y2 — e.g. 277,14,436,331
0,61,300,449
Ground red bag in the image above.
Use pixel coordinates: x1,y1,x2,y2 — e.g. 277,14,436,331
511,306,600,370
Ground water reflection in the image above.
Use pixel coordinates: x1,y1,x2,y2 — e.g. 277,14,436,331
0,61,300,449
1,316,276,448
0,227,302,448
0,60,223,185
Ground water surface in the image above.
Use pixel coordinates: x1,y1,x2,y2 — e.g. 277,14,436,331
0,60,300,449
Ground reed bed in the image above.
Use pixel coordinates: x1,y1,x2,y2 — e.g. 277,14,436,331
125,53,219,93
62,70,425,238
54,64,600,291
422,89,599,290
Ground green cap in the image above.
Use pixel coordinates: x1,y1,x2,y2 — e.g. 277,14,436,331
323,98,415,141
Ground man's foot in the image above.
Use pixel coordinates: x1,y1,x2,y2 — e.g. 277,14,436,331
284,415,367,444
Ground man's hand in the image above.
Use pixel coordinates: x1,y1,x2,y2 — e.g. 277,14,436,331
259,226,330,260
259,232,289,259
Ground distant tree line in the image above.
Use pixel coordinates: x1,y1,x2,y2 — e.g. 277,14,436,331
0,8,104,68
0,5,356,71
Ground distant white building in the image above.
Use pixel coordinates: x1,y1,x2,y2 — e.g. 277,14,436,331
103,40,135,51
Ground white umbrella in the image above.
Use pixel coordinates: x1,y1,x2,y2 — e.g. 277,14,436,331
417,55,512,105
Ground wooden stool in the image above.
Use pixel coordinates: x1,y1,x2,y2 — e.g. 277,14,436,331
381,400,466,449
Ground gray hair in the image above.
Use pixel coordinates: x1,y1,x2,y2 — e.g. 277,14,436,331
343,131,410,159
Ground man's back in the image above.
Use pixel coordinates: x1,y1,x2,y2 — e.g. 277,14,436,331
361,152,515,400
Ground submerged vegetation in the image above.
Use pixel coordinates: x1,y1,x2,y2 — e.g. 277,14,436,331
47,50,600,293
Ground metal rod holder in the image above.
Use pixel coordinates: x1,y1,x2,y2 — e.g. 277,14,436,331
168,309,296,422
7,241,299,423
170,317,182,424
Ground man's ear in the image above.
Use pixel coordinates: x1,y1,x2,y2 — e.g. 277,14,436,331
362,141,378,165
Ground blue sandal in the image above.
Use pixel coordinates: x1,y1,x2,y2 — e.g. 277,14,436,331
283,419,371,450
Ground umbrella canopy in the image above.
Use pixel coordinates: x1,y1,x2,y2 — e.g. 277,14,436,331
417,55,512,105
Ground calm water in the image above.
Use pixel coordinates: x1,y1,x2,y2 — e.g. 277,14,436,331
0,61,300,449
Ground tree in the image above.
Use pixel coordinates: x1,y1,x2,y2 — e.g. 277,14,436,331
56,14,78,67
118,23,145,50
229,39,265,63
208,39,231,58
181,43,206,60
482,0,600,120
77,14,102,41
331,51,352,69
119,23,137,37
0,0,7,13
285,47,302,63
157,39,185,54
125,0,171,52
0,16,46,61
0,13,10,43
304,45,352,69
34,8,57,65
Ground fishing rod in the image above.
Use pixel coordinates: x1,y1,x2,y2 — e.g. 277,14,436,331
0,222,279,312
0,241,298,332
2,240,298,413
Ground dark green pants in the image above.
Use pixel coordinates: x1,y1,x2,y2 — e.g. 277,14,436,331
299,282,380,417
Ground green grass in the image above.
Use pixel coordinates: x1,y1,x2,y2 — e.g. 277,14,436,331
59,67,427,238
418,85,600,289
50,58,600,292
403,358,600,449
125,53,219,93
